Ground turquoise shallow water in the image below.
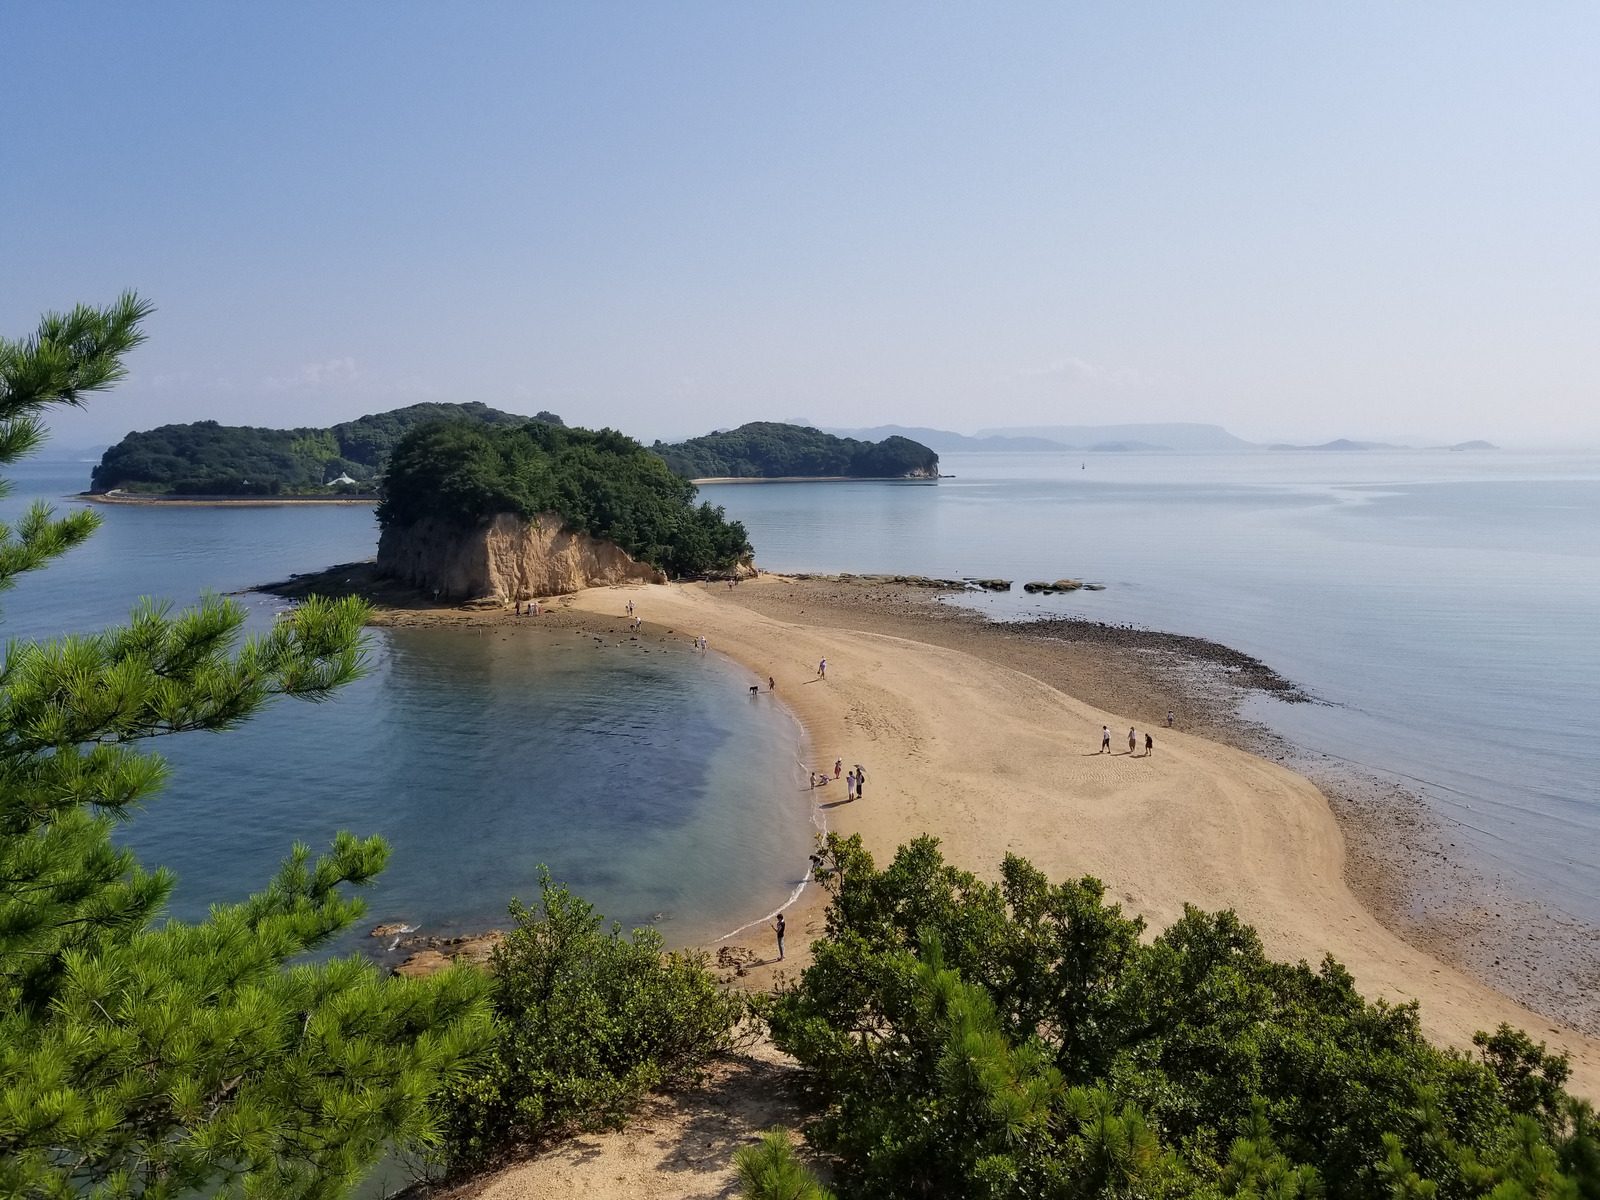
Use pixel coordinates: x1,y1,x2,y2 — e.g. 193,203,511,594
701,449,1600,927
2,460,813,949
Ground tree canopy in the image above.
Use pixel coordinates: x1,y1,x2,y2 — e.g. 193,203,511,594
651,422,940,480
378,420,752,576
1,297,493,1197
90,403,562,495
749,834,1599,1200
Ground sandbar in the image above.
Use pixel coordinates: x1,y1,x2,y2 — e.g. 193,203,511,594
550,578,1600,1101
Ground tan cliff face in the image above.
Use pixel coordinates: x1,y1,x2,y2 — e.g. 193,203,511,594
376,512,666,601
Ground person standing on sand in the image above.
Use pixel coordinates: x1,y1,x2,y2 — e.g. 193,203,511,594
773,912,786,961
818,657,827,678
1128,727,1137,754
846,772,856,801
1101,725,1111,753
1145,732,1154,756
834,758,842,779
853,765,864,800
768,676,776,692
1166,710,1174,727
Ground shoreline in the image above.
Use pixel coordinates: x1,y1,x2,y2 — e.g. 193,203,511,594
689,474,938,484
739,578,1600,1040
79,491,377,506
258,565,1600,1098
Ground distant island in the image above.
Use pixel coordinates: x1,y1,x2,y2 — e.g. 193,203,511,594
822,424,1075,453
1267,438,1401,452
1268,438,1498,452
652,421,939,481
90,402,561,496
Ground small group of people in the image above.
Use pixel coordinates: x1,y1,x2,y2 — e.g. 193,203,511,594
694,634,708,653
513,599,541,616
1099,724,1154,756
810,757,866,800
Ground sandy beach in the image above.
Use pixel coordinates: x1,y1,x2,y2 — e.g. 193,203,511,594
551,579,1600,1099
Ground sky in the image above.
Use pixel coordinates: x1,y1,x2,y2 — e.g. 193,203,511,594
4,4,1597,449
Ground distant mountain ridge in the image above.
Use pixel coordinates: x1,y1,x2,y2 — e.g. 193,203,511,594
1267,438,1400,452
823,422,1256,452
976,422,1257,452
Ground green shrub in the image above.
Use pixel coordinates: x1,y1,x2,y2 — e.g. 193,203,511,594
737,1129,837,1200
764,834,1600,1199
433,872,748,1172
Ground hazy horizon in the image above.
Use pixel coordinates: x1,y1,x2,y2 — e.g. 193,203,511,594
6,6,1596,451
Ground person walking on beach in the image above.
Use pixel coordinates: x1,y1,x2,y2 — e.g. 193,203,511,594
1101,725,1111,753
817,657,827,679
773,912,786,961
1128,727,1137,754
1166,710,1174,728
768,676,776,692
1144,731,1154,756
834,758,842,779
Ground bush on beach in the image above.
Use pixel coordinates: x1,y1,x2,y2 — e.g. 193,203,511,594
753,833,1600,1200
431,871,749,1174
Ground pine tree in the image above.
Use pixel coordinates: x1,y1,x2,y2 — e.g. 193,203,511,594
0,297,492,1197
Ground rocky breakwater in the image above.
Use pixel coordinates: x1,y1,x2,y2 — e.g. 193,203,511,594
789,572,1012,592
377,511,665,602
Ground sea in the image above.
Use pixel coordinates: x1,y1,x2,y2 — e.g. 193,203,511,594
0,458,814,952
5,448,1598,948
699,449,1600,930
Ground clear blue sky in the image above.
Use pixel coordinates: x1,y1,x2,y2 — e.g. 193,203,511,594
5,4,1596,447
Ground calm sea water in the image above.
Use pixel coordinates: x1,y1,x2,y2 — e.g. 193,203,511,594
702,450,1600,927
12,450,1597,939
1,459,813,950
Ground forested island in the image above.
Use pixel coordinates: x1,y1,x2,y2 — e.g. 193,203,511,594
90,402,562,495
652,421,939,480
378,419,751,582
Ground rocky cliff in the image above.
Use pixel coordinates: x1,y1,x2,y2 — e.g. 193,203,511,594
377,512,666,601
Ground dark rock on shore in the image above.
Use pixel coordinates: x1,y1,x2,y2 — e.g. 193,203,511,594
788,572,1013,592
1023,579,1085,594
1022,615,1309,701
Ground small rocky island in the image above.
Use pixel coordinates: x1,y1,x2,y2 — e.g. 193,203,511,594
652,421,939,481
376,419,753,603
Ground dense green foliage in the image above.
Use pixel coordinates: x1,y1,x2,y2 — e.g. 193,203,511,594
652,422,940,480
433,873,747,1174
379,419,752,575
91,402,561,495
758,834,1598,1200
1,298,493,1197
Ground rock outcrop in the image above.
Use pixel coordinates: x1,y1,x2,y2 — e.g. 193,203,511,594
377,512,665,602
